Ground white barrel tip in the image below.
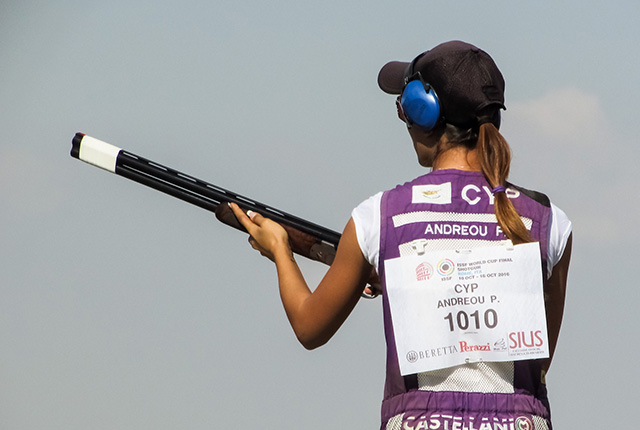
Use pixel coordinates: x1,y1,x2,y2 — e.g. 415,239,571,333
72,133,121,173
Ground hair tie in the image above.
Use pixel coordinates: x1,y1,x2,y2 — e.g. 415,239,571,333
491,185,506,194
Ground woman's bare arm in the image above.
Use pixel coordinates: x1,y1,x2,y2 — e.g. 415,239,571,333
229,203,372,349
543,232,573,370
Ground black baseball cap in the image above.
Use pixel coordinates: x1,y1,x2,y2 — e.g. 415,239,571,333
378,40,506,129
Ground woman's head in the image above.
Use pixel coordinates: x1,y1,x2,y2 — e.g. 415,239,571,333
378,40,506,132
379,41,531,244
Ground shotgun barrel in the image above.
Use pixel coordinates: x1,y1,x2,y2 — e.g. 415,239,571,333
70,133,341,265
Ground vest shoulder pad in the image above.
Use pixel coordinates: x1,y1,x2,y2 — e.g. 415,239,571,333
509,183,551,207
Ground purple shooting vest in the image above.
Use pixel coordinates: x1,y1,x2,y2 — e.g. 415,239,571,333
377,170,553,430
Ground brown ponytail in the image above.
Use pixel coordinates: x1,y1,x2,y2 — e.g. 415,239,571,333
477,123,532,245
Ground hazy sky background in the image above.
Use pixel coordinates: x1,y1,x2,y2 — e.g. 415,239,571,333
2,1,639,428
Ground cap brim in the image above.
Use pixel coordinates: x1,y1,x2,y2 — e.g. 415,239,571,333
377,61,409,94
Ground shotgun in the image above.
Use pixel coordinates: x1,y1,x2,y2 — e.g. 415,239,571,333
71,133,389,301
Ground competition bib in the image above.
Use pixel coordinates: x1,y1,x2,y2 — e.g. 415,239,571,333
384,242,548,375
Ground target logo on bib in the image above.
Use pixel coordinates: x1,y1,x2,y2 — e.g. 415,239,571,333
437,258,455,276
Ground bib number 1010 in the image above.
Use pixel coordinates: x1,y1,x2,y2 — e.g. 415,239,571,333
444,309,498,332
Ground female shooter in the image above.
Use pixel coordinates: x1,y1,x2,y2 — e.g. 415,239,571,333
230,40,572,430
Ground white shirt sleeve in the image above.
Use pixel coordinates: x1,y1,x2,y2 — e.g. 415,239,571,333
547,203,572,277
351,192,383,269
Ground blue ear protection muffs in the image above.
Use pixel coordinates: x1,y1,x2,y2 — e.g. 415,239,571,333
400,75,440,130
400,55,441,130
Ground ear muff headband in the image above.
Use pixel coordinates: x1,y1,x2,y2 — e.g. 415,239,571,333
400,53,442,130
